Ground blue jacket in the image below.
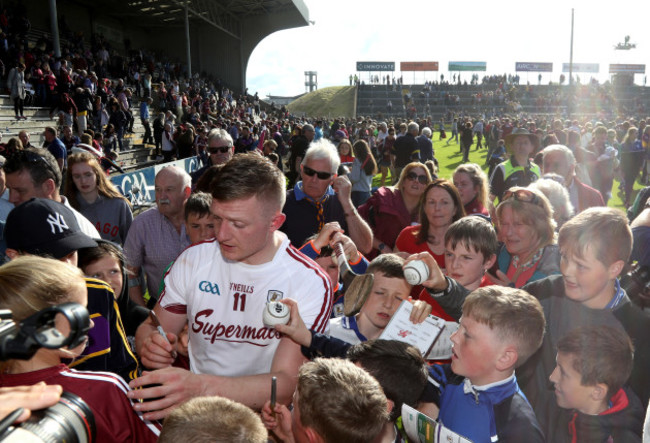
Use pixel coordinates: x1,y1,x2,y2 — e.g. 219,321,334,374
429,365,545,443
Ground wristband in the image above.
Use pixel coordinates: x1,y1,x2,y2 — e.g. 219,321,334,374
128,277,142,288
378,242,386,251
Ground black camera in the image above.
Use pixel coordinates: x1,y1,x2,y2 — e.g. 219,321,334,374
0,303,96,442
620,265,650,307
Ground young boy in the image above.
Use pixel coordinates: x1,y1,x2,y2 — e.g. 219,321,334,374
327,253,430,343
549,326,644,442
261,358,389,443
159,396,268,443
422,207,650,438
428,286,546,442
419,216,497,320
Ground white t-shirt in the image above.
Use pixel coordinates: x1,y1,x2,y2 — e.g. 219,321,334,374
160,234,333,377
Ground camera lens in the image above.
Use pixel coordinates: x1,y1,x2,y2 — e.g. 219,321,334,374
13,392,95,443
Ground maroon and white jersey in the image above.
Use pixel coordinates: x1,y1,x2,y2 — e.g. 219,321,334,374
0,364,160,443
159,234,333,377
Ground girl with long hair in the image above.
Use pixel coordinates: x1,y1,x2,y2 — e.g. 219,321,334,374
65,152,133,244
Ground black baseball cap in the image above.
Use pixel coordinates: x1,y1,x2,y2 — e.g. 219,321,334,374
5,198,97,259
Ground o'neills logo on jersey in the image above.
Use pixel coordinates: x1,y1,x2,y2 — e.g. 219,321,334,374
192,309,281,345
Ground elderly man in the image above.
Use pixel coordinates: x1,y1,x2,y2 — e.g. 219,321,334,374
2,147,99,237
190,128,234,186
541,144,604,213
392,121,420,181
18,130,34,149
129,155,332,418
489,127,541,202
124,166,191,307
280,138,373,254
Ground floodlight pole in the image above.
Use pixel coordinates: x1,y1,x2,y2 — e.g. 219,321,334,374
49,0,61,58
185,1,192,79
568,8,574,117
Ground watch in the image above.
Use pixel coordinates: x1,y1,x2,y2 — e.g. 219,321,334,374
378,242,386,251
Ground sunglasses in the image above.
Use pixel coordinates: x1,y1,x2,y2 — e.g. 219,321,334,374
208,146,231,154
406,171,428,185
302,165,333,180
23,150,59,179
502,188,543,207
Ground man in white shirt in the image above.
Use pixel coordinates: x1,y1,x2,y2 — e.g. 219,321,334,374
129,154,333,420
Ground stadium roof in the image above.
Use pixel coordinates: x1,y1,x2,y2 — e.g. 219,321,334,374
82,0,309,38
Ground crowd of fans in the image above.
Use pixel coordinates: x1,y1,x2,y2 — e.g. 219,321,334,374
3,4,650,442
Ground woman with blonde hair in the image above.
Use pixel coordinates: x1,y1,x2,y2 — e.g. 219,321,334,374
0,256,160,442
491,186,560,288
359,162,432,258
65,152,133,244
453,163,490,216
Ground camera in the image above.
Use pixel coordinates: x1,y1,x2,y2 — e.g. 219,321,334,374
0,392,95,443
0,303,95,442
620,265,650,308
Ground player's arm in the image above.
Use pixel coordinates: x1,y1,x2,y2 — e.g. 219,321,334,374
135,304,187,369
129,337,306,420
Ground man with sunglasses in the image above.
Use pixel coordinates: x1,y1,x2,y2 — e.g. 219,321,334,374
190,128,234,186
281,139,373,254
2,147,99,238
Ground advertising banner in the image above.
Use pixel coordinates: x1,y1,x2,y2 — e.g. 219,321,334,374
562,63,599,73
356,61,395,71
400,62,439,71
111,157,200,203
515,62,553,72
609,64,645,74
448,61,486,72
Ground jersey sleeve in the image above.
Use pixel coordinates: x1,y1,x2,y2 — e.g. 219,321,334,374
286,248,333,335
100,374,161,443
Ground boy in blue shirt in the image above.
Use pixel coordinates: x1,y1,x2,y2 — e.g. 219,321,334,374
428,286,546,443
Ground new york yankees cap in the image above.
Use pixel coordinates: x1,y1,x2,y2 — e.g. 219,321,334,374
5,198,97,259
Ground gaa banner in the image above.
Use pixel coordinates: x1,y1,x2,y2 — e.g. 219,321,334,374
609,64,645,74
400,62,439,71
448,61,486,72
515,62,553,72
356,61,395,71
562,63,599,73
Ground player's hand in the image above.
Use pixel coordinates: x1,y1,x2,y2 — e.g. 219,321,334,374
275,299,312,347
404,252,447,291
0,383,63,423
332,175,352,202
128,368,207,420
408,299,432,324
261,400,295,443
138,329,179,369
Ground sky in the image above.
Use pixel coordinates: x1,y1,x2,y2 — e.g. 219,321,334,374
246,0,650,99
